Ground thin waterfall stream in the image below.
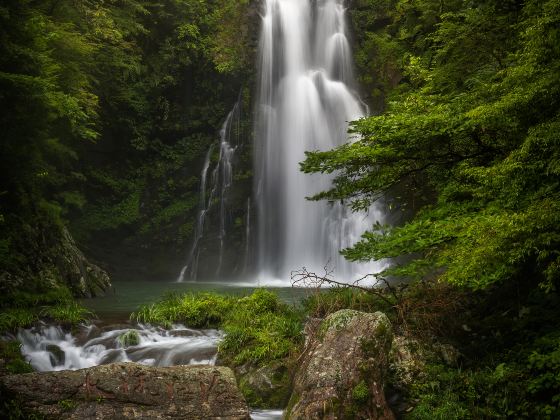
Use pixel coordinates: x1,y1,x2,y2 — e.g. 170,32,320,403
177,100,242,282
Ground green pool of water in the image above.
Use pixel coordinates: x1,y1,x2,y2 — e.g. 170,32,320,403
81,281,316,321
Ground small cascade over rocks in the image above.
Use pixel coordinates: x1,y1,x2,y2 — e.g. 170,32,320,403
255,0,385,283
15,322,223,372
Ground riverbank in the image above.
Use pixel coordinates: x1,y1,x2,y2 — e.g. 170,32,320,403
2,280,560,419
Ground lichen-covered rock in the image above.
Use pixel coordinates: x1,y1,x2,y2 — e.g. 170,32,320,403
0,362,250,419
286,310,395,420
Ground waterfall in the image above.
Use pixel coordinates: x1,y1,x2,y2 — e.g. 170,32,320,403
255,0,384,282
178,101,241,282
243,197,251,274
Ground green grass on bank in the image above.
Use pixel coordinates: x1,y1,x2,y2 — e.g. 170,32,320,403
0,286,95,333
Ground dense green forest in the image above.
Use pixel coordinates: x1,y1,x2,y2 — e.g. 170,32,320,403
0,0,256,296
1,0,560,418
312,0,560,293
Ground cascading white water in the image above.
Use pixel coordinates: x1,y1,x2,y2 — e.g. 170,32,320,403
178,101,241,282
15,323,223,372
255,0,384,282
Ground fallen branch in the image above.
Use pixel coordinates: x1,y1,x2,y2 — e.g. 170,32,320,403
290,264,397,307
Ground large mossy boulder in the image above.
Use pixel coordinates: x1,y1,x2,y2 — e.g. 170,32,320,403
286,310,395,420
0,362,250,419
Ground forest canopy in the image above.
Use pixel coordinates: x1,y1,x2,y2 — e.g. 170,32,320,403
0,0,255,289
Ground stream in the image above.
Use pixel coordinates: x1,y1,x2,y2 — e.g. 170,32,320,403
7,281,303,419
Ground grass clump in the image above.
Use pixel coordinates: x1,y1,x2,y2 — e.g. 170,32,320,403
0,309,38,332
303,287,395,319
220,289,303,366
118,330,140,347
39,301,94,325
132,292,235,329
0,341,33,374
0,285,95,333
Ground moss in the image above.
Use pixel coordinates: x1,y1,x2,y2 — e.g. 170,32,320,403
352,380,369,405
235,357,293,408
284,392,301,420
57,399,77,411
118,330,140,347
238,377,264,408
319,309,360,341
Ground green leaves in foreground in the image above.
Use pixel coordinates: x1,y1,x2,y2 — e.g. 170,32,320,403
131,290,303,366
302,0,560,291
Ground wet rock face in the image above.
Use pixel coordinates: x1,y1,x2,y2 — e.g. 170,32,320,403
57,228,111,298
236,361,292,409
286,310,395,420
0,363,250,419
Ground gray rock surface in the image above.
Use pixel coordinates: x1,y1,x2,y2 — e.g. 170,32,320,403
57,227,111,297
286,310,395,420
0,362,250,419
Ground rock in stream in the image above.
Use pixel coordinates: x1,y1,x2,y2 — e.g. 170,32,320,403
0,362,250,419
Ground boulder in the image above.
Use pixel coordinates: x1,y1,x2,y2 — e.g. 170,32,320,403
286,310,395,420
0,362,250,419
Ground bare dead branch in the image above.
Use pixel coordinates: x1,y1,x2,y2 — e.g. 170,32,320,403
290,263,396,307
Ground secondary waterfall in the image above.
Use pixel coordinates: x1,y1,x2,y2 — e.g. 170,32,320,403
255,0,384,282
178,101,241,282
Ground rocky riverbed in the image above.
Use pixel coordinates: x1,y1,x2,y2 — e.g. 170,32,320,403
1,309,399,419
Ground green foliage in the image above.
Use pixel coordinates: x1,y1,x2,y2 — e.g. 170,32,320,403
352,380,369,405
1,0,255,287
57,399,77,412
0,398,45,420
220,289,303,366
303,287,394,318
39,301,94,325
304,0,560,292
0,341,33,375
118,330,140,347
1,287,73,309
131,289,303,366
0,283,92,333
132,292,234,329
406,363,526,419
527,333,560,418
0,309,38,333
390,281,560,419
